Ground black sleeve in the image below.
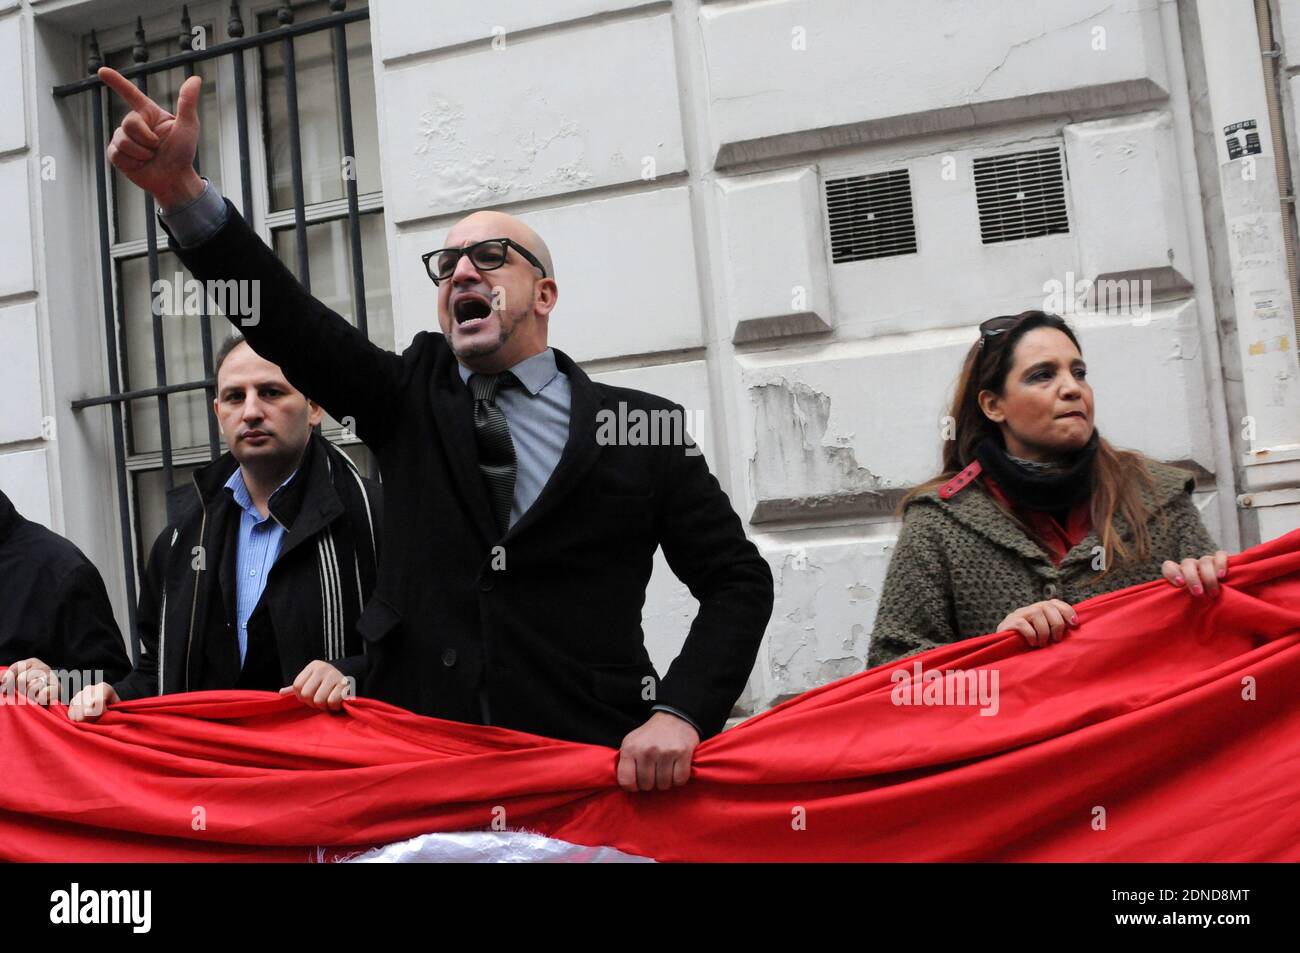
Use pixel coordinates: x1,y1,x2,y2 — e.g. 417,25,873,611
653,414,774,738
50,561,130,684
332,654,366,683
111,530,170,701
161,199,409,448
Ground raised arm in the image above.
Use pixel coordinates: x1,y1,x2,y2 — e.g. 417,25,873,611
98,67,405,446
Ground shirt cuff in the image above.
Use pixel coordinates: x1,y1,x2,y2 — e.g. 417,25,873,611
157,177,229,248
651,703,701,735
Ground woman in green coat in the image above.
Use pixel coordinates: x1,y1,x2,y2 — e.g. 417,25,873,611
868,310,1227,669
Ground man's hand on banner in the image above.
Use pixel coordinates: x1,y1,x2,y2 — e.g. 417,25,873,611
281,660,352,711
98,66,206,212
1162,550,1229,597
0,658,58,705
67,682,120,723
616,710,699,793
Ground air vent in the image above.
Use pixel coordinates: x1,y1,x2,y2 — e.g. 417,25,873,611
825,169,917,263
974,146,1069,244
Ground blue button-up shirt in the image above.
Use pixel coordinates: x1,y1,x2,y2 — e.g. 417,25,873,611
224,468,296,666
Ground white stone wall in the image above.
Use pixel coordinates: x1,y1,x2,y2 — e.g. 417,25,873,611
5,0,1296,719
0,5,48,528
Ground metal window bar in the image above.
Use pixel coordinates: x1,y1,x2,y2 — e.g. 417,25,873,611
54,2,372,661
180,5,221,460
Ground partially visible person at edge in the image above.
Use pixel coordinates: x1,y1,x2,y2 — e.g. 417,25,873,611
867,310,1226,669
0,490,130,702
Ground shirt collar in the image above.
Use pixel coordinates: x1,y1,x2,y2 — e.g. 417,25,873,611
456,347,559,396
224,466,299,521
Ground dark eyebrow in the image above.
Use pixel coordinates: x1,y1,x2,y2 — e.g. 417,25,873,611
220,381,287,397
1022,357,1086,378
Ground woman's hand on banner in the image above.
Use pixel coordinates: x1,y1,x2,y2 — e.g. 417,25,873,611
1162,551,1229,597
998,599,1079,648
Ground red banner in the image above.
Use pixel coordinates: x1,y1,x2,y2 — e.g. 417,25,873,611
3,528,1299,862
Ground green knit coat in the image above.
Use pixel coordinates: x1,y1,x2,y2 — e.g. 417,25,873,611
867,459,1219,669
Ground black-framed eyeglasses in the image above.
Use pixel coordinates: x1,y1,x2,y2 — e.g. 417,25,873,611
422,238,548,285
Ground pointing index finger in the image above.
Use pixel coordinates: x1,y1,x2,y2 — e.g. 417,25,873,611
97,66,157,114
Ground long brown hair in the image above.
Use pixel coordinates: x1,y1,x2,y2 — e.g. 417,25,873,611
902,310,1155,573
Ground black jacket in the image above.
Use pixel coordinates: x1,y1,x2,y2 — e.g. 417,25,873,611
163,201,774,747
112,431,382,701
0,490,129,682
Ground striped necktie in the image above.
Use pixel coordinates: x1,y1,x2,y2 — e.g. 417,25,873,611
469,372,518,534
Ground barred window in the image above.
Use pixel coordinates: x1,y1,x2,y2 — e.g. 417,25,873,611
61,2,386,655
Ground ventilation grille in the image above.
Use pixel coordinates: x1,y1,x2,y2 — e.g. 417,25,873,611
973,146,1069,244
825,169,917,263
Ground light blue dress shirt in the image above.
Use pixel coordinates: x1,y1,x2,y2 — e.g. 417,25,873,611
224,467,296,666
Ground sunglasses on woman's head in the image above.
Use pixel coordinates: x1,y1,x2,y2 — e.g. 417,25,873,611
977,315,1021,349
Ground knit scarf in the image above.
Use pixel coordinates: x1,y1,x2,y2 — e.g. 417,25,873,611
974,430,1099,513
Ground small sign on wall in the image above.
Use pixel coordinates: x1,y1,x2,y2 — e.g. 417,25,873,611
1225,120,1262,160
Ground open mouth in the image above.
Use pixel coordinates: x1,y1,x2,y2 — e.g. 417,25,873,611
453,296,493,326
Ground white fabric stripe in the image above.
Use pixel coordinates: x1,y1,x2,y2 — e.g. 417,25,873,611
332,529,344,659
343,461,377,562
353,551,363,612
322,529,343,660
325,536,339,660
320,456,339,659
157,589,167,697
317,539,331,660
354,550,366,658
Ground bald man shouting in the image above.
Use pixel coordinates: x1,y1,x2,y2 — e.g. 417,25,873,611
99,68,772,792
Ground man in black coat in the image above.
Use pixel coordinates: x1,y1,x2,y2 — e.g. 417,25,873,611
56,336,382,721
0,491,130,702
99,67,773,792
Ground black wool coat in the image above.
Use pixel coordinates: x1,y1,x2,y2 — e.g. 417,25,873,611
112,431,382,700
163,201,774,747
